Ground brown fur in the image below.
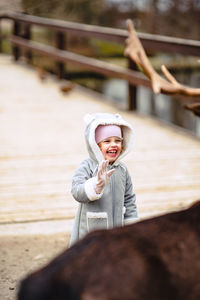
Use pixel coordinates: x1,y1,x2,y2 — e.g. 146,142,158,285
18,201,200,300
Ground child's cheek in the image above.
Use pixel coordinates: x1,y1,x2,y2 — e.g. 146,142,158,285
98,145,106,158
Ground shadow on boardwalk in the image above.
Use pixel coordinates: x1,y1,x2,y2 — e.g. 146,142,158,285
0,54,200,299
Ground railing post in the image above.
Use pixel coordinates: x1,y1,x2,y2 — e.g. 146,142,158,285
13,21,21,60
56,31,65,79
128,58,137,111
23,24,32,63
0,18,2,53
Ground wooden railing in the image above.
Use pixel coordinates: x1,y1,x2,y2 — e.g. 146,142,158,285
1,12,200,110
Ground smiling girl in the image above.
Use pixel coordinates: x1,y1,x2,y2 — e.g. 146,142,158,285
69,113,138,246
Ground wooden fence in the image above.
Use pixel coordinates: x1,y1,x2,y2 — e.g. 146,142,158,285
0,12,200,110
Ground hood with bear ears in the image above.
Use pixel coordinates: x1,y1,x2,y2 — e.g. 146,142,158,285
84,113,134,165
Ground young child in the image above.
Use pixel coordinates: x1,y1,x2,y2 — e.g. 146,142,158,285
69,113,138,246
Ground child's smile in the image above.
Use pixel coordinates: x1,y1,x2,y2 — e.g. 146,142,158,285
98,136,123,163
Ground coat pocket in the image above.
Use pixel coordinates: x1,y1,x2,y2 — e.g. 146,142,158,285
86,212,108,232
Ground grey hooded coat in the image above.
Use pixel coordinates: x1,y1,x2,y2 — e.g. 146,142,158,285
69,113,138,246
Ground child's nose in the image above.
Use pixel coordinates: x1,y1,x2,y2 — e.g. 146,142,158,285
110,141,117,146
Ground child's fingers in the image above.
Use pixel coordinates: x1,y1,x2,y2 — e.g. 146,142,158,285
101,161,106,173
97,160,110,181
99,160,106,171
97,170,101,181
101,160,108,173
97,160,106,180
107,169,115,178
97,162,103,179
104,160,109,171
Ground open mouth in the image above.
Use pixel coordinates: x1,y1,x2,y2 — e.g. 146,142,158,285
107,150,117,155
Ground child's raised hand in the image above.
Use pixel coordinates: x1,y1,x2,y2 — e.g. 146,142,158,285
95,160,115,194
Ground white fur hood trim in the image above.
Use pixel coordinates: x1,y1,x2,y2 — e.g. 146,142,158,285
84,113,134,164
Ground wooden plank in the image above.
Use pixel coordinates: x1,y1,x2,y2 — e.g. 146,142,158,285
0,54,200,227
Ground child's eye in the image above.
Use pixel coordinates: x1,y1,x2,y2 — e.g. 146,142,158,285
115,139,122,143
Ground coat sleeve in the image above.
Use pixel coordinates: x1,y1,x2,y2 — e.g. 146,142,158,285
71,159,102,203
124,168,139,225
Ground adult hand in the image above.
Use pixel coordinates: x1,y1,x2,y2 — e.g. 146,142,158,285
95,160,115,194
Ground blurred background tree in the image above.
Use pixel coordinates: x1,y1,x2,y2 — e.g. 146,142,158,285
21,0,106,25
20,0,200,39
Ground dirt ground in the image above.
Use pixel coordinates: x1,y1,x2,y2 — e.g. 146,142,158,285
0,233,70,300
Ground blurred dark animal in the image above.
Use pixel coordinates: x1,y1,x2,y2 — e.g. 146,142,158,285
18,201,200,300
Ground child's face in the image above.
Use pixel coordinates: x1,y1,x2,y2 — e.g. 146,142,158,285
98,136,123,163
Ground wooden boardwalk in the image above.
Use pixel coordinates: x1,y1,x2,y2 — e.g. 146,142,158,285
0,54,200,235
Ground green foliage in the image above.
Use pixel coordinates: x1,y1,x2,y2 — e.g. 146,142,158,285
31,28,55,47
90,40,124,58
1,39,12,54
